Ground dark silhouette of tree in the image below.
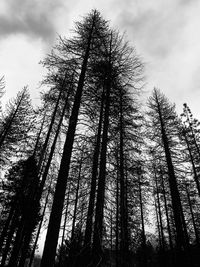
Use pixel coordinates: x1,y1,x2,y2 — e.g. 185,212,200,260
1,9,200,267
84,86,105,249
90,29,143,265
0,156,39,267
40,10,110,267
185,182,200,245
28,177,53,267
0,87,35,167
147,88,191,266
180,104,200,197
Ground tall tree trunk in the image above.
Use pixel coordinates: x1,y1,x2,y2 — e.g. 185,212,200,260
18,223,35,267
71,160,82,241
32,109,47,157
40,15,96,267
154,195,162,250
58,184,71,267
28,180,52,267
185,183,199,244
155,93,187,251
160,171,173,250
155,170,165,251
119,90,128,264
84,87,105,247
116,154,119,267
8,218,24,267
92,40,112,261
138,171,147,267
37,77,65,171
38,88,70,197
9,92,68,267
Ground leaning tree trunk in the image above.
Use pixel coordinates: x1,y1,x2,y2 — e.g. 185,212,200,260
40,15,96,267
37,83,71,199
7,88,67,266
156,94,187,252
37,76,65,171
20,97,69,267
32,109,47,157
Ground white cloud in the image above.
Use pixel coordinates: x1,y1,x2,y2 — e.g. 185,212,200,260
0,0,65,43
0,35,46,107
112,0,200,115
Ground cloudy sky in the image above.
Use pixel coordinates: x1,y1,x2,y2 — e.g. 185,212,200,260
0,0,200,118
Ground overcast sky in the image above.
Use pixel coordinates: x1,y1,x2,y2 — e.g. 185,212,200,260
0,0,200,118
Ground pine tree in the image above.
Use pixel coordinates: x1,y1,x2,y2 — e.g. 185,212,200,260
91,29,143,265
40,10,110,266
0,156,39,266
147,88,190,264
0,87,35,167
180,104,200,197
